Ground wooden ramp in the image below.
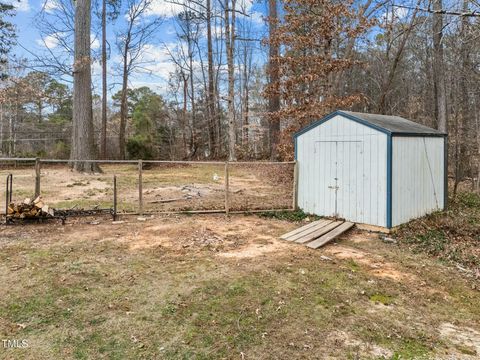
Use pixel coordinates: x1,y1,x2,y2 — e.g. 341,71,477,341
280,220,354,249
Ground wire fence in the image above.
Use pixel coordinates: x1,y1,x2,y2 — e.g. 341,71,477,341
0,158,298,216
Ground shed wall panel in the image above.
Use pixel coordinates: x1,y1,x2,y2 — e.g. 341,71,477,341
296,115,388,227
392,137,445,226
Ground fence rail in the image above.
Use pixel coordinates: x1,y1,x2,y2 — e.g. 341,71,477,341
0,158,296,165
1,158,298,216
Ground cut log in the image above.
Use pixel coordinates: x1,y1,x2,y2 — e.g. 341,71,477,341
6,199,55,219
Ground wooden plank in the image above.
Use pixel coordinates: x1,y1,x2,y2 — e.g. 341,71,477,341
307,222,355,249
294,221,343,244
284,220,333,241
280,219,328,240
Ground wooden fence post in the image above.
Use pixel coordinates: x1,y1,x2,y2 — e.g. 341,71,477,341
292,160,298,210
225,161,229,214
138,160,143,215
35,158,41,198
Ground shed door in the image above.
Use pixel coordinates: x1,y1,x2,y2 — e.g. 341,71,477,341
315,141,364,219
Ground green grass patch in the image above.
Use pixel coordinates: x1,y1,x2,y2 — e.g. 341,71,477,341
369,293,394,305
408,229,447,256
457,191,480,208
257,209,320,222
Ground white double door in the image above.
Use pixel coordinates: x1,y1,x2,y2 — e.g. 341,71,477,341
315,140,364,219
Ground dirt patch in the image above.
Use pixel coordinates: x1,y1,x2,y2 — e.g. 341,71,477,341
88,215,297,258
217,239,292,259
439,323,480,358
326,330,393,358
324,243,418,282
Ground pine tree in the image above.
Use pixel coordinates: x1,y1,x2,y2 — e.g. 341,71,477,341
0,1,16,79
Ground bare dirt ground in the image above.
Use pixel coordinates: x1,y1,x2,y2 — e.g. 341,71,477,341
0,163,294,214
0,214,479,359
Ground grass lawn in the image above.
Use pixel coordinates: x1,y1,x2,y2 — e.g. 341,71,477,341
0,214,479,359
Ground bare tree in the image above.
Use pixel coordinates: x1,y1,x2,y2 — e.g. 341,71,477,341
224,0,236,161
206,0,217,157
100,0,108,159
267,0,280,160
116,0,162,159
178,10,202,158
377,1,421,113
99,0,120,159
432,0,448,133
71,0,98,172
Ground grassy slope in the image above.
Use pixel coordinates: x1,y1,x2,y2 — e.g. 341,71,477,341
396,191,480,271
0,217,479,359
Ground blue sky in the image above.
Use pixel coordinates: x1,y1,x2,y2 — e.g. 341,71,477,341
6,0,269,100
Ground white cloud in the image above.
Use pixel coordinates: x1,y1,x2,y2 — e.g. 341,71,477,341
36,34,59,49
382,6,409,22
91,37,100,50
394,7,409,19
6,0,30,12
242,0,254,13
138,43,178,79
42,0,59,12
250,11,264,26
237,0,264,27
199,24,224,40
147,0,185,17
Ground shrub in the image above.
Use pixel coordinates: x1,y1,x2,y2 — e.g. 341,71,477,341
126,135,155,160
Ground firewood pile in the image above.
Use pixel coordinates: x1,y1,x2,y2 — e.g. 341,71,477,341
7,196,55,219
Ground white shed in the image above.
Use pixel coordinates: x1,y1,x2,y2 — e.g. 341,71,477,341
294,110,447,229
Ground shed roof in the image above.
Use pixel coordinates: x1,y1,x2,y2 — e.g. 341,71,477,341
294,110,447,137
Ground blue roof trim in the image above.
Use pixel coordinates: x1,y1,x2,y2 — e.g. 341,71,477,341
293,110,392,138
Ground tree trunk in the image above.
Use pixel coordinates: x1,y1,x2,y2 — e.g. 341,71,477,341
0,102,3,154
432,0,448,133
476,101,480,193
183,74,189,158
242,47,249,146
206,0,217,157
100,0,107,159
268,0,280,160
225,0,236,161
119,46,129,160
188,44,196,158
71,0,99,172
456,0,470,193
